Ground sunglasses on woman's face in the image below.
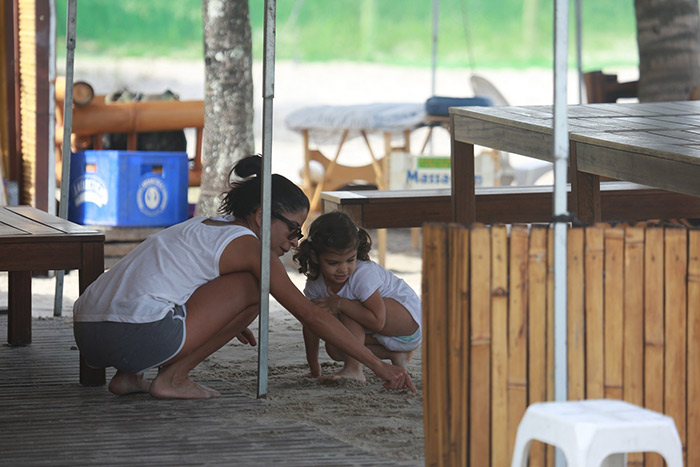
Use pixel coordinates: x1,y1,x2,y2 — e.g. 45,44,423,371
272,212,304,241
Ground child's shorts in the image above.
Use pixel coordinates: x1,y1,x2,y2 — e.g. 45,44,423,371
73,305,186,374
372,327,422,352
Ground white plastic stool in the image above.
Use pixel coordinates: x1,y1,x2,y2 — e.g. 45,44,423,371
510,399,683,467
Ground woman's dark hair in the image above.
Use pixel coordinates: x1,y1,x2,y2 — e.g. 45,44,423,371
219,155,310,218
293,211,372,280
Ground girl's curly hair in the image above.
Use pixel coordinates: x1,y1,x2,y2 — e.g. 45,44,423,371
293,211,372,280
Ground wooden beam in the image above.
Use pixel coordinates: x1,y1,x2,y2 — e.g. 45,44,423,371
322,182,700,228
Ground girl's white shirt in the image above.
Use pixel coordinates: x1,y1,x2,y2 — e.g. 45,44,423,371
303,260,422,328
73,216,256,323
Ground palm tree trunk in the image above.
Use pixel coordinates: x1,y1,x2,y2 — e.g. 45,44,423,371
198,0,255,216
635,0,700,102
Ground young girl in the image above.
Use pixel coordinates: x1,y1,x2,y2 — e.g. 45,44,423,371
293,211,422,382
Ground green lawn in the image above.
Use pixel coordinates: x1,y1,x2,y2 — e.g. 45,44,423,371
55,0,639,70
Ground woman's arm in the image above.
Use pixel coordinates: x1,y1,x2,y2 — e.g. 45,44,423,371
302,325,321,377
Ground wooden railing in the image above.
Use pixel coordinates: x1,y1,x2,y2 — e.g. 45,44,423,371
422,222,700,466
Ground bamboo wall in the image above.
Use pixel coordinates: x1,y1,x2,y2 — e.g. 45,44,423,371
422,222,700,467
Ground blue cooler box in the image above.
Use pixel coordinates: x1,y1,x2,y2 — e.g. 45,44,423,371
68,150,188,227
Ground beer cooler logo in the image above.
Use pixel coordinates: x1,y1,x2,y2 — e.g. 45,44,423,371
71,174,109,207
137,177,168,216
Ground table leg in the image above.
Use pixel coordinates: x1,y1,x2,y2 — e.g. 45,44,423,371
451,125,476,225
78,241,106,386
8,271,32,346
302,129,312,196
570,143,601,224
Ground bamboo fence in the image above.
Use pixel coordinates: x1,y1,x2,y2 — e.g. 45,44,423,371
422,222,700,467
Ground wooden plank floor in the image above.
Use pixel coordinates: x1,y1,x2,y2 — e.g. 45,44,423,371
0,316,404,466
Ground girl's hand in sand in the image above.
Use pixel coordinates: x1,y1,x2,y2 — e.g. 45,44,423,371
377,362,416,392
235,327,257,346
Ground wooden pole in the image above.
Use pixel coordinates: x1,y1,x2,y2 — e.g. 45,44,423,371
422,223,448,466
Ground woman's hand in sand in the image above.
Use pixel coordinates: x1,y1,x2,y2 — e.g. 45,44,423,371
235,327,257,346
304,361,322,379
377,362,416,392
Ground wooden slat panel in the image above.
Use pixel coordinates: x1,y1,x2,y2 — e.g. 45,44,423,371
469,225,490,467
567,227,585,400
687,229,700,467
490,225,508,467
644,226,666,467
507,225,528,464
18,0,37,206
604,226,624,400
447,224,469,466
664,227,687,464
527,226,548,467
421,223,448,467
623,226,645,466
584,226,605,399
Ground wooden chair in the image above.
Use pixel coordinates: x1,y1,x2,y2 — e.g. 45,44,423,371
583,70,638,103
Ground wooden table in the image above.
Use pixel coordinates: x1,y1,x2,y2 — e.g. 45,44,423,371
450,101,700,224
0,205,105,385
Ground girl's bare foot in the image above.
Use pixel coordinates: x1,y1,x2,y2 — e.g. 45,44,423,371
149,371,220,399
108,371,151,395
390,350,415,369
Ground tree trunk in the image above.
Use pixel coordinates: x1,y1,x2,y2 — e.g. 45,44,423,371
198,0,255,216
635,0,700,102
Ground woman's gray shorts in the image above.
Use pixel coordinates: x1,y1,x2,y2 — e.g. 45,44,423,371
73,305,186,374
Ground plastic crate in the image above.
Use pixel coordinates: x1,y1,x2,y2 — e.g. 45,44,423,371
68,150,188,227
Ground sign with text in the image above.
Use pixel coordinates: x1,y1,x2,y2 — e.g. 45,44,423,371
389,152,494,190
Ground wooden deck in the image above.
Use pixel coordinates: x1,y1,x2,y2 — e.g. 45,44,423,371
0,316,407,466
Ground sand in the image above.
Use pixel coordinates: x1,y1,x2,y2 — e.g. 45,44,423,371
5,58,637,464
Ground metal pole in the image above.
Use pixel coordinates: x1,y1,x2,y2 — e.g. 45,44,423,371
575,0,583,103
429,0,439,155
257,0,276,399
54,0,77,317
553,0,569,464
431,0,438,96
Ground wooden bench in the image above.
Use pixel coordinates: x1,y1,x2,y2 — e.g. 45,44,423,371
0,206,106,386
321,182,700,229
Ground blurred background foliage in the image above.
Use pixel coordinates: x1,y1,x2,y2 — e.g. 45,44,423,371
56,0,638,69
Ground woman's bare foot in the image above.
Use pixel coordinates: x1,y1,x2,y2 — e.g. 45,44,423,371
149,370,220,399
108,371,151,395
319,365,366,383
